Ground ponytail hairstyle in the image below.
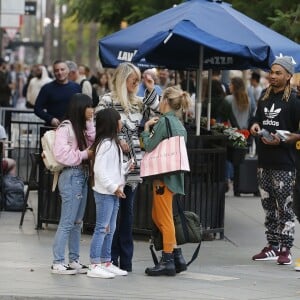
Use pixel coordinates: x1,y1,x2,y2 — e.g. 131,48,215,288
162,85,191,113
64,93,93,151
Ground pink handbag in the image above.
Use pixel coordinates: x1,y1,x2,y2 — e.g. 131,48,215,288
140,117,190,178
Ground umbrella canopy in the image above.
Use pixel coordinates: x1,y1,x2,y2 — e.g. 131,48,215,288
99,0,300,71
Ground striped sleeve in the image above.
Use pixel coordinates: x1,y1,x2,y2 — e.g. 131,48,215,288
95,93,111,113
143,89,160,111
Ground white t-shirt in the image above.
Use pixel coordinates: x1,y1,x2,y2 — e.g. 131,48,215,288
0,125,7,140
93,139,127,195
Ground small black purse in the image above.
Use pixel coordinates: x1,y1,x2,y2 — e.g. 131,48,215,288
152,210,202,251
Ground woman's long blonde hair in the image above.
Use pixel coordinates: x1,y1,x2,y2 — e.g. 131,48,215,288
111,62,142,113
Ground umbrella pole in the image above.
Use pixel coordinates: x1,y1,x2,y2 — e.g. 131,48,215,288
185,70,190,123
196,45,204,136
207,69,212,131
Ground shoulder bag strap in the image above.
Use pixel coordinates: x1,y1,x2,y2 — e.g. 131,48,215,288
149,198,202,267
176,197,190,241
80,79,86,88
164,116,173,138
176,197,202,267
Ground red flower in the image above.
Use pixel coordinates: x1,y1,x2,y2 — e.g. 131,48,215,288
236,129,250,139
210,118,217,126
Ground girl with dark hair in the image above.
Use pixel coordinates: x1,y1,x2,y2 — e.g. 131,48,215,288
51,93,95,275
87,108,133,279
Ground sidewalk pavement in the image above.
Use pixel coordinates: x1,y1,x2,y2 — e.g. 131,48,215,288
1,189,300,300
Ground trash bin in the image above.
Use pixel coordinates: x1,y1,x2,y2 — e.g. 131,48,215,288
37,170,61,229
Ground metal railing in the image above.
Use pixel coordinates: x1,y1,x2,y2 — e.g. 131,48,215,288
0,108,44,183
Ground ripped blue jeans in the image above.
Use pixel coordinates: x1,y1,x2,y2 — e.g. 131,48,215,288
89,191,119,264
52,166,88,264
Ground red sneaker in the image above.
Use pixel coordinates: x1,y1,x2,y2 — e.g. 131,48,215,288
277,248,292,265
252,246,279,261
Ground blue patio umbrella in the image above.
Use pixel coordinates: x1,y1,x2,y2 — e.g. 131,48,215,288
99,0,300,134
99,0,300,71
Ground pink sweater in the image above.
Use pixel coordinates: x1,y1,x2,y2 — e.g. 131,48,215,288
53,120,95,166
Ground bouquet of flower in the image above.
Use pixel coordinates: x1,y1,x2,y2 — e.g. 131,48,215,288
211,122,229,133
223,128,250,148
199,117,250,148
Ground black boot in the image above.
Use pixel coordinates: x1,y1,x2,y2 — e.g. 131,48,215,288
173,248,187,273
145,252,176,276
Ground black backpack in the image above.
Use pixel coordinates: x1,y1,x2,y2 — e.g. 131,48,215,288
80,79,99,107
2,174,25,211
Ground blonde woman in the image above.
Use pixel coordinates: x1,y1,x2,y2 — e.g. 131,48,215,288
141,86,191,276
96,62,159,272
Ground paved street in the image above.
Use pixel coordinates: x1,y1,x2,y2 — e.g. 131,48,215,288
0,189,300,300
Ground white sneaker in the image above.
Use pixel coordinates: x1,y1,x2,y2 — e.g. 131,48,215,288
101,262,128,276
69,260,88,274
51,263,77,275
87,264,115,279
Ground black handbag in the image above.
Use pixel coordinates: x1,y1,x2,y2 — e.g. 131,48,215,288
150,197,202,267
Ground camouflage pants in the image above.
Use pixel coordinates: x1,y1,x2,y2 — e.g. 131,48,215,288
257,168,295,249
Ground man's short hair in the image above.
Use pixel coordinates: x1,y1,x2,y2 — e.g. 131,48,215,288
251,72,260,83
65,60,78,72
53,60,65,66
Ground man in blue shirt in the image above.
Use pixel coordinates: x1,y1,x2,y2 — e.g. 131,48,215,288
137,69,162,98
34,60,81,127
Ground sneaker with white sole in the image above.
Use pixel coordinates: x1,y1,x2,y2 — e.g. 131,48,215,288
69,260,88,274
87,264,115,279
101,262,128,276
51,263,77,275
277,248,292,265
252,245,279,261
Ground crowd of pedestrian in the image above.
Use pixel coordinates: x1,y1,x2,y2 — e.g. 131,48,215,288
1,56,300,278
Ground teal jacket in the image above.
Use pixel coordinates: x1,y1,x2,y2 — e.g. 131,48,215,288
140,111,187,195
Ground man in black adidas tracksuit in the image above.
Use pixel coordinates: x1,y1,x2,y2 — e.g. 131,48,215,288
249,56,300,265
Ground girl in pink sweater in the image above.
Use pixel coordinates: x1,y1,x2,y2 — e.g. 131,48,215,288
51,93,95,275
